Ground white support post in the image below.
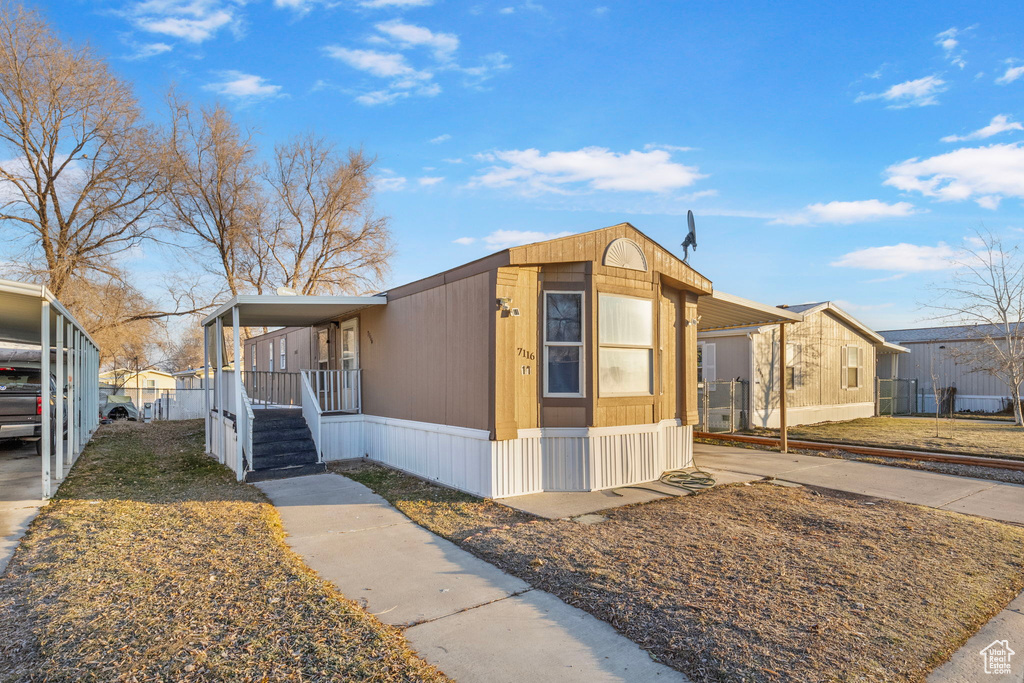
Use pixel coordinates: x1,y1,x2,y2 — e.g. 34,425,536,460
232,307,243,479
203,322,211,454
66,323,76,464
54,315,64,481
40,302,51,499
215,316,224,464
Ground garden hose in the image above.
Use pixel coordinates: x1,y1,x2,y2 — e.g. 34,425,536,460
658,468,717,493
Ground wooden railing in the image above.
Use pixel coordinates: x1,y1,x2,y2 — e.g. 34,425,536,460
303,369,362,414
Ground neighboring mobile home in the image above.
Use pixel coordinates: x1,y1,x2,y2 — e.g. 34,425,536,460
201,223,800,495
698,301,906,428
879,324,1019,413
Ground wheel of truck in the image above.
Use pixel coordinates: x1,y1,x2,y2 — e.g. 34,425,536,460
35,439,42,457
108,406,129,421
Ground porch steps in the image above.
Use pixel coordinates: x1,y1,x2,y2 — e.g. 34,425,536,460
245,409,325,482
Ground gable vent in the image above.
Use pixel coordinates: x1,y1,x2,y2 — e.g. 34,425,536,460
603,238,648,272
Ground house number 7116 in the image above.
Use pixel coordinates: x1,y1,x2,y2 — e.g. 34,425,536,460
516,347,535,360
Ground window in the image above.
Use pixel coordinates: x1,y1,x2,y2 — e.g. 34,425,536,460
268,341,274,372
250,344,256,371
317,329,329,369
785,342,801,390
146,379,156,388
543,291,584,397
841,345,862,389
598,294,653,396
697,341,716,385
279,338,287,371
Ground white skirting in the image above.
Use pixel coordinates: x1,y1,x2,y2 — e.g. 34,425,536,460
753,401,875,429
318,414,693,499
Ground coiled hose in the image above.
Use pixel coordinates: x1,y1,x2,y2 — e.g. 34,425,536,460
659,468,716,493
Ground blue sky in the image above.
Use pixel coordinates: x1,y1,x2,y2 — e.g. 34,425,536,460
45,0,1024,330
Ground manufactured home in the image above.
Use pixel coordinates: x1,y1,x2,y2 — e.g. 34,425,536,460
200,223,800,496
698,301,906,428
880,324,1019,413
245,327,313,374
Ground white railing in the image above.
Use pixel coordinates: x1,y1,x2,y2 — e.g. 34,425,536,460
221,370,238,416
239,390,254,479
301,371,323,463
305,369,362,414
243,371,302,407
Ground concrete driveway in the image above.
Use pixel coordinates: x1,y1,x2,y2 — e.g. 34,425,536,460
0,439,43,573
694,442,1024,525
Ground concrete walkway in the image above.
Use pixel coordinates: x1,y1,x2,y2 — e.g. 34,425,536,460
0,442,44,573
693,443,1024,525
257,473,684,682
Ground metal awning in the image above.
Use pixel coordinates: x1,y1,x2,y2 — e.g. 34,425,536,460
201,294,387,328
697,290,803,331
0,279,97,347
879,341,910,355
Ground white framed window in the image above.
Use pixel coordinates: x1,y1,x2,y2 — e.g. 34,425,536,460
697,341,716,386
543,291,584,397
785,342,801,391
279,338,287,371
146,379,156,388
268,341,274,372
841,345,862,389
250,344,256,371
598,293,653,396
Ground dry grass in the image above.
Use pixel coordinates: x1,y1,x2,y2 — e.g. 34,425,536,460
750,416,1024,461
346,464,1024,683
0,421,447,683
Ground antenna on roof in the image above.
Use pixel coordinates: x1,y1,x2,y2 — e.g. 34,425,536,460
276,286,298,296
681,210,697,263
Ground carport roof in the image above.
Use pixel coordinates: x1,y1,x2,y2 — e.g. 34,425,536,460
201,294,387,328
697,290,803,331
0,278,96,346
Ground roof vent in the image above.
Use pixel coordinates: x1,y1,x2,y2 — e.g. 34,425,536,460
603,238,648,272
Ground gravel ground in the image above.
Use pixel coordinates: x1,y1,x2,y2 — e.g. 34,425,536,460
346,464,1024,683
0,421,447,683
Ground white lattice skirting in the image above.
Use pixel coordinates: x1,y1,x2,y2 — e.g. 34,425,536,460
317,414,693,499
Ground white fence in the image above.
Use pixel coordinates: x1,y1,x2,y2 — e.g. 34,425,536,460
154,389,207,420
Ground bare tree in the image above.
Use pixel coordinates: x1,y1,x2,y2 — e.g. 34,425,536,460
0,2,163,299
931,230,1024,426
265,134,392,294
162,92,268,297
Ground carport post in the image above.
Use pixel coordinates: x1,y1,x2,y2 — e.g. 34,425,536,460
66,324,75,463
215,315,224,464
232,306,243,478
54,315,64,480
779,323,788,454
203,321,210,453
40,301,51,499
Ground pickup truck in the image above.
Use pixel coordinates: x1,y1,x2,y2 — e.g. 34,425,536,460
0,365,65,456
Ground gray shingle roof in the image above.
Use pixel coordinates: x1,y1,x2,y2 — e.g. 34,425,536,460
879,324,1019,343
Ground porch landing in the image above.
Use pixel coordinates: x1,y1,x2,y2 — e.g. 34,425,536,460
497,469,763,520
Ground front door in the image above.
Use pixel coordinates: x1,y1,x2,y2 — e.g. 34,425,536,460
340,319,359,410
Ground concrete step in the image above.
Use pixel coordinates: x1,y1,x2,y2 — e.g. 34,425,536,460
252,427,309,443
253,438,316,459
253,449,319,470
245,462,326,483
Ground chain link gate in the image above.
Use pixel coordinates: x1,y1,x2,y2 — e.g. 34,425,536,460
876,378,919,416
697,380,749,432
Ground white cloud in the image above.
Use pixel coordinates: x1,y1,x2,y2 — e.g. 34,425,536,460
593,6,609,16
429,134,451,144
830,243,955,272
499,6,515,13
128,1,237,43
454,229,574,250
469,146,705,195
935,27,969,69
644,143,695,153
360,0,433,6
941,114,1023,142
442,157,463,164
772,200,919,225
855,75,947,108
375,20,458,61
418,176,444,186
324,47,429,79
884,142,1024,208
996,64,1024,85
202,71,284,101
375,171,407,191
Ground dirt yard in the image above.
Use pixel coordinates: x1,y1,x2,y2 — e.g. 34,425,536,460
0,421,446,682
344,464,1024,683
750,416,1024,461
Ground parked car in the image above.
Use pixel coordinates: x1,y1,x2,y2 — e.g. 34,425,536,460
100,394,139,421
0,364,67,455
